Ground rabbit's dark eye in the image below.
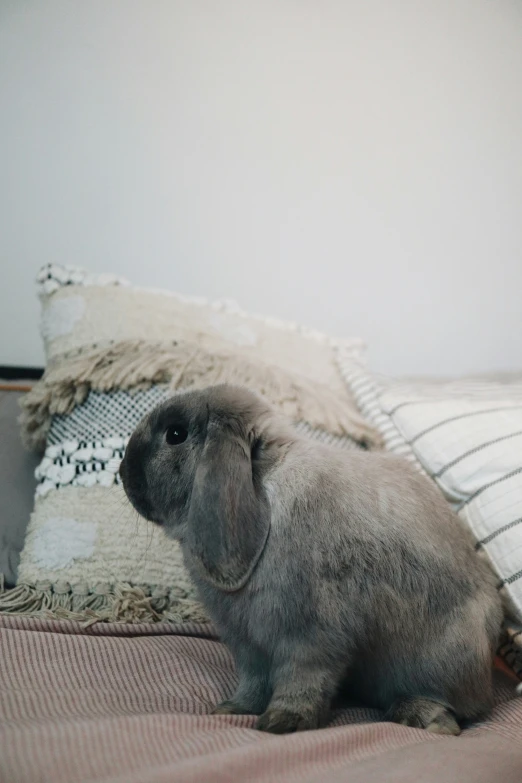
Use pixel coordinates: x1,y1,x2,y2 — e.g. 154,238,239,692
165,425,188,446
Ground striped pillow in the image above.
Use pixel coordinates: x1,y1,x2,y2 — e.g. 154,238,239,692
336,349,522,675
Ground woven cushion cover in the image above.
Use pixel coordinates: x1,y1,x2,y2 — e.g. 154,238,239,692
0,265,376,623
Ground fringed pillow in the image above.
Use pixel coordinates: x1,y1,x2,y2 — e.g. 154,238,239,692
1,265,379,624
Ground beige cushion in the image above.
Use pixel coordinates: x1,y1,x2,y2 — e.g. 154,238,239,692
4,264,377,625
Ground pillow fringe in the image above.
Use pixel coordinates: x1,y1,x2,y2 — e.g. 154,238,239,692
0,576,208,627
19,340,380,451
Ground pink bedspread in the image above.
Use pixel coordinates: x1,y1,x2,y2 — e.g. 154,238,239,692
1,616,521,783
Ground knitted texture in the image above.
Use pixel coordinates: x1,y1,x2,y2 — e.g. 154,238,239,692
0,485,206,624
20,339,379,452
7,265,376,625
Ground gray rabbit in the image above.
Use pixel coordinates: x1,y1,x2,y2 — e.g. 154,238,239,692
120,384,502,735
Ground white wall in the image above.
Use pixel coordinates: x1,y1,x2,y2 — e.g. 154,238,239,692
1,0,521,375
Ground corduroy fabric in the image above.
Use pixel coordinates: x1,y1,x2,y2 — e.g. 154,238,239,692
0,616,521,783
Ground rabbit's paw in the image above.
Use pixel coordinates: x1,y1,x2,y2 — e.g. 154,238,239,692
256,707,320,734
388,697,461,736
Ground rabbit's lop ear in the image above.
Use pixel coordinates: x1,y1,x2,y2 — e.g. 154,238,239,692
186,414,270,592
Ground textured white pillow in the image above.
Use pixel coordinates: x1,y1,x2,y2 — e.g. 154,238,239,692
23,264,377,452
1,265,377,626
337,349,522,675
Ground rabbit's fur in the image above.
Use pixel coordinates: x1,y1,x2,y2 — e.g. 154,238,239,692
120,384,502,735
